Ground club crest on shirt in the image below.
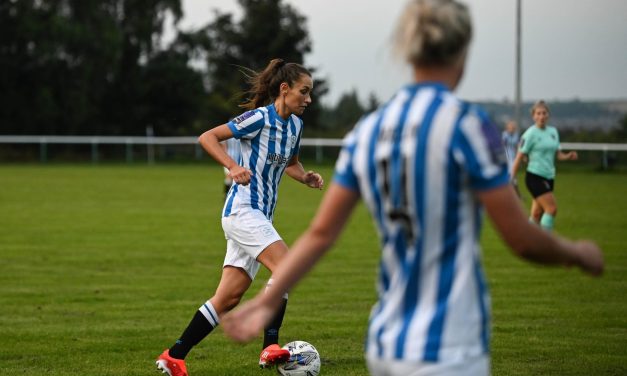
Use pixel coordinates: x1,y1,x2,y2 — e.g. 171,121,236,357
288,135,297,147
233,111,255,124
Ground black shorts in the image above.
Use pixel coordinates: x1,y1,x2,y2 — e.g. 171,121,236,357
525,171,554,198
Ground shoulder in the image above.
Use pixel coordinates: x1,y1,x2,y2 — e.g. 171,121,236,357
521,126,535,137
231,108,266,126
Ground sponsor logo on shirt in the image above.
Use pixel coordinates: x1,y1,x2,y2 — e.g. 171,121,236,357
233,111,256,124
266,152,289,166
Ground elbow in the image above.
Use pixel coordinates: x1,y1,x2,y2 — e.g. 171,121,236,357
512,243,533,260
502,230,536,260
198,130,210,144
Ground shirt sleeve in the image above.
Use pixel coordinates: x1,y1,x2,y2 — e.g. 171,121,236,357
454,107,509,191
518,128,533,154
227,109,265,140
332,127,360,192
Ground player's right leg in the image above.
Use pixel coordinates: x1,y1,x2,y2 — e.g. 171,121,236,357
156,266,252,376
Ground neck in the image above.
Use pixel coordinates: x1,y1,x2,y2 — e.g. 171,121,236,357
273,99,291,120
413,66,459,90
412,52,466,91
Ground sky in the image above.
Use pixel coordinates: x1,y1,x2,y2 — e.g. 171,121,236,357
168,0,627,105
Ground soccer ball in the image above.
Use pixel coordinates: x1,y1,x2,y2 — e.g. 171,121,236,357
277,341,321,376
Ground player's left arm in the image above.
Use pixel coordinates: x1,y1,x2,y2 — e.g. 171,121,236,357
285,155,324,190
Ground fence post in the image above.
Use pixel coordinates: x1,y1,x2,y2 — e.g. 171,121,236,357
316,141,323,164
91,138,99,164
126,138,133,163
602,147,608,170
40,137,47,163
146,126,155,165
195,143,203,160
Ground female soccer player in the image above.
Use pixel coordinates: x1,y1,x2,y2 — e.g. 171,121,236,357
221,1,603,375
156,58,324,376
510,100,578,230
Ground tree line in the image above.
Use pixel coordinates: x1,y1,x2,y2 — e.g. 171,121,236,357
0,0,370,137
2,0,624,142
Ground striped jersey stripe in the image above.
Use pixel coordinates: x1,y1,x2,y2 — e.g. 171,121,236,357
223,104,303,221
333,82,508,363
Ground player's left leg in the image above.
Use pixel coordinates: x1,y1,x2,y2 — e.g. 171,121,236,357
257,240,291,367
535,192,557,231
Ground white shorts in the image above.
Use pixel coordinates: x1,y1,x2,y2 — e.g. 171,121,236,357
366,354,490,376
221,209,282,280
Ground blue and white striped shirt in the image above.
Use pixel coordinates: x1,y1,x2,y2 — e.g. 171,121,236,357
333,83,509,363
223,104,303,221
224,137,242,165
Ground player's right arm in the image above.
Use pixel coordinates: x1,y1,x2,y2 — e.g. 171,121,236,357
198,124,252,185
477,184,603,276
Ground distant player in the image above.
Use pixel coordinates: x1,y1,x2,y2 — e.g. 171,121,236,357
156,58,324,376
502,120,520,174
502,120,521,196
220,2,604,376
220,137,241,197
510,100,578,231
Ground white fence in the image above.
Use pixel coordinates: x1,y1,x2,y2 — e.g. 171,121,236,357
0,135,344,164
1,135,626,167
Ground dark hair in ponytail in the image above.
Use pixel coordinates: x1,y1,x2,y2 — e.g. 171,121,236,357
239,58,311,110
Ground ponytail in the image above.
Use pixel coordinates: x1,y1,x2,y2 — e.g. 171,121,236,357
240,58,311,110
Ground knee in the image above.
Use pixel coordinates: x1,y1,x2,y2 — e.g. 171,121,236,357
212,295,242,314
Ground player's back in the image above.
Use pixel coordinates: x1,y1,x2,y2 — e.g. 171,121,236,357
337,82,507,363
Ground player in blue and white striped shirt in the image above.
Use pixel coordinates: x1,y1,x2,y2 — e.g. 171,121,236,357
157,59,324,376
222,1,603,375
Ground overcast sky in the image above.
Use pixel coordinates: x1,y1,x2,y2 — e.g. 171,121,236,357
170,0,627,105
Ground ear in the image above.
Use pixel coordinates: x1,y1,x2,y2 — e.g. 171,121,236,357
279,82,290,95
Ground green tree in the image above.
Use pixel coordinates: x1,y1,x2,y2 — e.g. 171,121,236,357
194,0,327,128
0,0,201,136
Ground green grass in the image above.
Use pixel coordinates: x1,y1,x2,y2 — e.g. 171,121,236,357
0,164,625,375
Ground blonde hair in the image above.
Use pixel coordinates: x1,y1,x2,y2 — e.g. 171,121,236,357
394,0,472,67
530,100,550,116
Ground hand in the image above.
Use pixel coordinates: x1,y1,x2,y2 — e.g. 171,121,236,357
221,298,276,343
573,240,604,276
569,151,579,161
303,171,324,190
228,165,253,186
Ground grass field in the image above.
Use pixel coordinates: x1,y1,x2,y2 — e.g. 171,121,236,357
1,164,625,375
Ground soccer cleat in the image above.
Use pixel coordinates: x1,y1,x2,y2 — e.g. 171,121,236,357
259,344,291,368
156,349,188,376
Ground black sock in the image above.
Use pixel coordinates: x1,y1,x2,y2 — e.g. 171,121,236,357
169,310,216,359
263,298,288,349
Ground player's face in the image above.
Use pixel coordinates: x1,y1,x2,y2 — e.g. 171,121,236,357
533,106,549,127
284,74,313,116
